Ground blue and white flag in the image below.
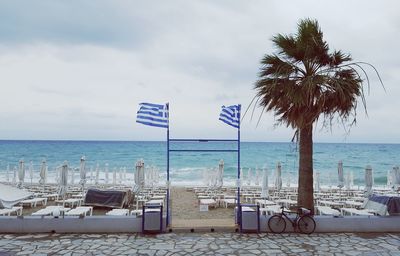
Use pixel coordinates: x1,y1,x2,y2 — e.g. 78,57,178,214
136,102,169,128
219,104,241,128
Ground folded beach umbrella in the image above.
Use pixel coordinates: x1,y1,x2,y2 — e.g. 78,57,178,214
12,166,17,185
255,166,260,186
337,161,344,189
119,167,123,184
89,166,93,183
144,166,149,186
70,168,75,185
247,168,252,186
239,168,243,188
55,166,60,183
350,171,354,187
59,161,69,201
18,160,25,188
387,169,393,187
212,167,218,188
327,172,332,189
105,163,109,184
39,160,47,185
394,166,400,188
95,163,99,185
112,167,117,185
261,167,269,198
29,161,33,185
286,175,291,188
155,167,160,185
79,156,86,193
314,172,321,192
345,171,351,190
364,165,373,196
390,166,400,190
218,159,224,188
135,160,145,189
140,159,145,188
6,164,9,182
135,161,140,186
275,162,282,191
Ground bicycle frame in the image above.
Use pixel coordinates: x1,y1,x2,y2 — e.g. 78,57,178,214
280,210,301,228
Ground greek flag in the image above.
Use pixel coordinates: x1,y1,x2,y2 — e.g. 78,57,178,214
219,104,241,128
136,103,169,128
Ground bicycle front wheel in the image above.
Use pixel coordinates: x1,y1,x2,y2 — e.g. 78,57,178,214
297,215,316,234
268,215,286,234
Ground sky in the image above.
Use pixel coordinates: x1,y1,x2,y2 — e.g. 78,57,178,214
0,0,399,143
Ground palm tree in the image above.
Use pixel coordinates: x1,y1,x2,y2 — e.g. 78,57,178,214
253,18,382,211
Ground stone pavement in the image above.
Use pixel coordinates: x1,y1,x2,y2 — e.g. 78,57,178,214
0,232,400,256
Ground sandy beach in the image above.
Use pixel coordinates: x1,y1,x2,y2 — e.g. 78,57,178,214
5,184,237,222
171,187,235,219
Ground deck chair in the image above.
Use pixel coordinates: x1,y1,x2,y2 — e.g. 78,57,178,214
259,205,288,215
341,207,374,216
106,209,129,216
0,206,23,216
65,206,93,217
222,198,236,208
199,199,217,209
31,206,70,216
316,206,341,216
20,198,48,207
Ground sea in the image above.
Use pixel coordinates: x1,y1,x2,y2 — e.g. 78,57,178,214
0,140,399,187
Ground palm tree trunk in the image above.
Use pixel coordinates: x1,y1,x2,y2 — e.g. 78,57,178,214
297,124,314,212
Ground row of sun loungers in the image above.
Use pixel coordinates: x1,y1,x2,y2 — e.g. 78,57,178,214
31,206,93,217
190,186,386,217
106,208,160,216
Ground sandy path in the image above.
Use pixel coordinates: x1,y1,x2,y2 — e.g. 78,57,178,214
170,187,235,221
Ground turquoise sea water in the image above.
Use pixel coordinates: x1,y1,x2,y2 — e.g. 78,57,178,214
0,140,399,186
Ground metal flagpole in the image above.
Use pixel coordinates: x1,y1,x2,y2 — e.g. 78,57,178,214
166,103,170,227
237,104,241,222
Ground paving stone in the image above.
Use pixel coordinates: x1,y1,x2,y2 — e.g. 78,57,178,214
1,233,400,255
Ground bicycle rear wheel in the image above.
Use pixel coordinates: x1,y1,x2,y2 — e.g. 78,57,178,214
297,215,316,234
268,215,286,234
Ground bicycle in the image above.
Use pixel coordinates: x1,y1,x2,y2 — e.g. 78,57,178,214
268,206,316,234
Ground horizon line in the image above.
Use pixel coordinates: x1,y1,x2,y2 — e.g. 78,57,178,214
0,139,399,145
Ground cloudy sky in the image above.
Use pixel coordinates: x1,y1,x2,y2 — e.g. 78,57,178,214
0,0,398,143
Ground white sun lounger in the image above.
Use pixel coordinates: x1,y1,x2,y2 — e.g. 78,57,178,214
43,193,59,201
20,198,48,207
341,207,374,216
260,205,288,215
131,209,142,217
106,209,129,216
222,198,236,208
65,206,93,217
200,199,217,209
131,208,161,217
316,206,341,216
31,206,71,216
0,206,23,216
55,198,82,208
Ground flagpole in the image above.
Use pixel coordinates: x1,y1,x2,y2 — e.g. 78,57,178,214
237,104,241,224
166,103,170,227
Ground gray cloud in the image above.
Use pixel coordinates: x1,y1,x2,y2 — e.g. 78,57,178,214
0,0,398,142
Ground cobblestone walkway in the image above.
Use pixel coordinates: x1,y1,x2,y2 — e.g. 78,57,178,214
1,233,400,255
